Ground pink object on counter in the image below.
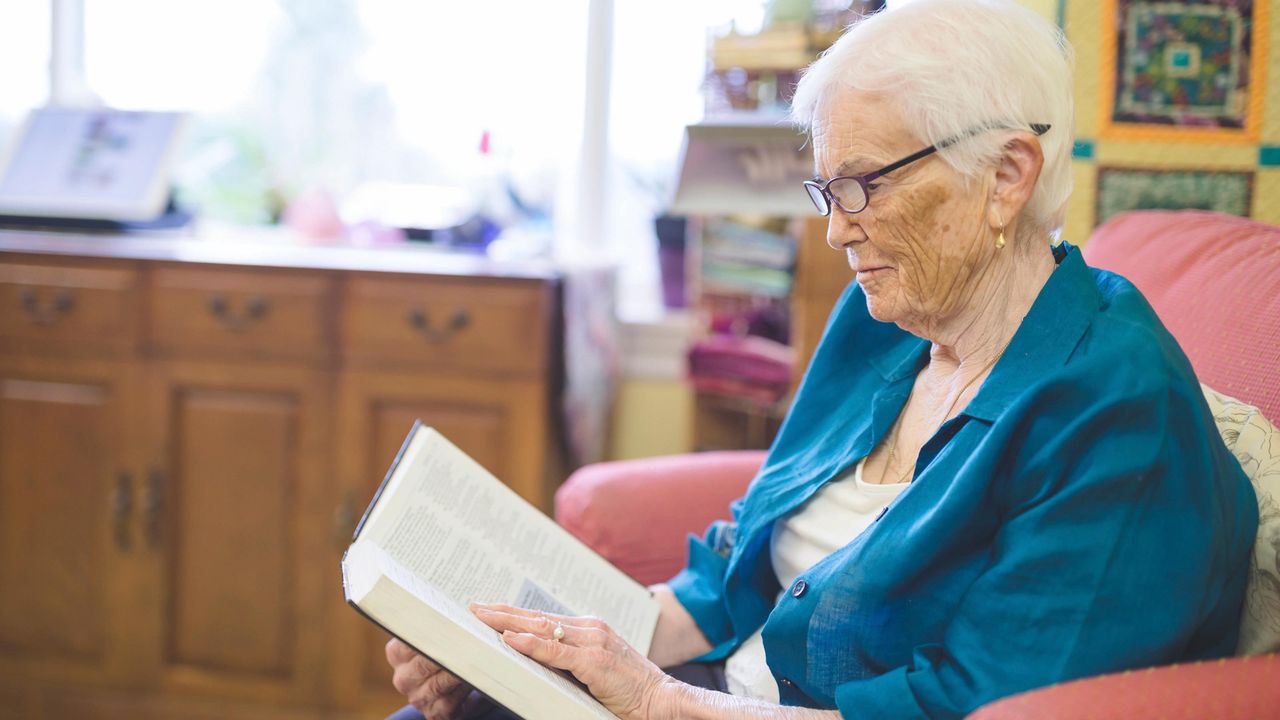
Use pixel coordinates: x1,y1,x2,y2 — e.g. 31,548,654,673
282,188,346,241
347,220,408,246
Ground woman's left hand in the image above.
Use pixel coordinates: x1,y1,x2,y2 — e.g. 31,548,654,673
471,602,682,720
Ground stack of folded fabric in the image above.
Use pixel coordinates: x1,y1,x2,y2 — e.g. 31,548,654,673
687,333,795,405
700,220,796,299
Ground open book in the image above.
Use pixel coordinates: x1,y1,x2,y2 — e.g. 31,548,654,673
341,422,661,720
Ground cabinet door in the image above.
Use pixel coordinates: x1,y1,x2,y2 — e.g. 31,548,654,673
137,362,330,710
329,369,547,716
0,356,141,696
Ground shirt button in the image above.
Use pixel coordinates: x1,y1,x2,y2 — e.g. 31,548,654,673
791,579,808,598
780,677,796,689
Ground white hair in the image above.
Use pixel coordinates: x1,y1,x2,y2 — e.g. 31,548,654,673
791,0,1075,240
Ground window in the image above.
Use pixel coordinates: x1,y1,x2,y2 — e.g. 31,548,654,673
0,3,50,146
604,1,765,318
6,0,767,315
83,0,590,225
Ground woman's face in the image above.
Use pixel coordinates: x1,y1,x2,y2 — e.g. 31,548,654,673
812,87,995,332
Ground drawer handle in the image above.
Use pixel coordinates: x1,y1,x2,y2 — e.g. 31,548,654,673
112,471,134,551
405,307,470,344
207,294,272,333
17,288,76,325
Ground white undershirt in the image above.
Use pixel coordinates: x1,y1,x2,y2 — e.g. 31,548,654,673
723,457,908,702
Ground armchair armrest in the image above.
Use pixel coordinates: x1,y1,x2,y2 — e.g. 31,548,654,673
554,451,765,585
967,654,1280,720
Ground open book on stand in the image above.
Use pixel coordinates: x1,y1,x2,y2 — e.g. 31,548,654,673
341,422,661,720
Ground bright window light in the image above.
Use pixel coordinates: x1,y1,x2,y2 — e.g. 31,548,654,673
66,0,766,314
0,3,51,144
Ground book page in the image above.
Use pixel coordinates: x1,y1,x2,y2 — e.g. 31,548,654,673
359,426,659,653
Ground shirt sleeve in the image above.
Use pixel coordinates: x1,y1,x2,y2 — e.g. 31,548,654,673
832,360,1258,719
666,497,748,660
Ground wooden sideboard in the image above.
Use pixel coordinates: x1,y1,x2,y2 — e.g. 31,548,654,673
0,228,562,719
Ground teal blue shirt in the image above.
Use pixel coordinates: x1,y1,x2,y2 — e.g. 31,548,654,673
667,243,1258,719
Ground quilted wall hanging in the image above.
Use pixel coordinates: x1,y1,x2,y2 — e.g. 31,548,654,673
1047,0,1280,244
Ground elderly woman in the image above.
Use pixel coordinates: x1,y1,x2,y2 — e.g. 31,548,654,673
385,0,1259,718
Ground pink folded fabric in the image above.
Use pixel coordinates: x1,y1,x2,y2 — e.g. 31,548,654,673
688,333,794,391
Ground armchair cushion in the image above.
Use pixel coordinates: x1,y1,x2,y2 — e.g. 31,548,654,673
554,451,765,586
967,654,1280,720
1082,210,1280,424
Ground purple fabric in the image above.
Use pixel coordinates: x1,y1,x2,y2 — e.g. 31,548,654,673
687,334,794,386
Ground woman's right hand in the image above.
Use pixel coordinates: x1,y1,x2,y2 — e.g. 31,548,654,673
385,638,476,718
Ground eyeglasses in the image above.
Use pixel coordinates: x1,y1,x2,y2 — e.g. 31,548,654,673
803,123,1051,216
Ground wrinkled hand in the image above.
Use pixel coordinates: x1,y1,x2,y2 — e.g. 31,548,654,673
471,602,682,720
385,637,481,718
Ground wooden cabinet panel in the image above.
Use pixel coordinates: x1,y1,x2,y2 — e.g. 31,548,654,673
142,363,329,707
0,358,139,687
330,369,549,715
0,684,31,719
0,238,561,719
166,388,298,675
369,402,506,485
0,261,140,356
41,689,324,720
341,275,551,375
150,268,332,363
338,370,548,511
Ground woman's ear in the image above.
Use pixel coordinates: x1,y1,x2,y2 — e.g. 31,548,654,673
986,131,1045,231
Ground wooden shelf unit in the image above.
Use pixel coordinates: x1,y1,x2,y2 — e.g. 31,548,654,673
689,216,849,452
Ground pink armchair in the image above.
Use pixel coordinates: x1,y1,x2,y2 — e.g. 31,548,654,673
553,210,1280,718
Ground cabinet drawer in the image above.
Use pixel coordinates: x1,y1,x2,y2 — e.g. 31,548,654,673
150,267,332,361
0,261,140,351
341,276,551,374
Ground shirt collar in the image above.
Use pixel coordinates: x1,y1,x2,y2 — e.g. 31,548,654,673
864,244,1097,392
963,242,1099,421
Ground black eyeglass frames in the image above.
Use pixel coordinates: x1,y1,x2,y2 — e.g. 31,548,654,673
803,123,1051,216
